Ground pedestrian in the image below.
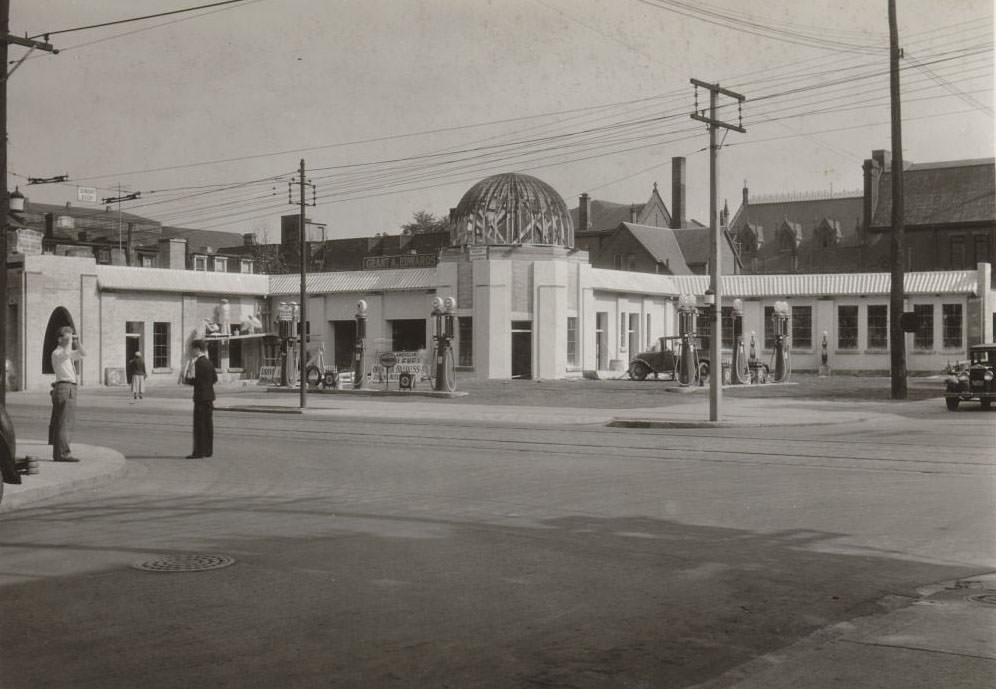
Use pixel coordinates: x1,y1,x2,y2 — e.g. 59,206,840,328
127,351,147,400
184,339,217,459
50,326,85,462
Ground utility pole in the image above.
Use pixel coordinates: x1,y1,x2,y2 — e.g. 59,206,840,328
888,0,907,399
690,78,745,422
1,1,58,405
291,159,315,409
101,189,140,265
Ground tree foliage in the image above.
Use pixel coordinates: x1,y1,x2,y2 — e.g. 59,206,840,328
401,210,448,236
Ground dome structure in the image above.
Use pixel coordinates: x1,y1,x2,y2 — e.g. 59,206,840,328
451,173,574,248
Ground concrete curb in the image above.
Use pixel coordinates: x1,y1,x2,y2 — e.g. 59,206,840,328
263,386,467,399
0,441,128,513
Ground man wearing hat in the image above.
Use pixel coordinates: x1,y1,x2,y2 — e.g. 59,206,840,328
184,339,217,459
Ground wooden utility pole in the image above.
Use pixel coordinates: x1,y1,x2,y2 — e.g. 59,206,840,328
298,159,308,409
888,0,907,399
690,79,745,422
1,1,58,405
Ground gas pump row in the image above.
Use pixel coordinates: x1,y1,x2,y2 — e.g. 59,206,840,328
275,297,458,393
351,297,456,392
675,296,792,386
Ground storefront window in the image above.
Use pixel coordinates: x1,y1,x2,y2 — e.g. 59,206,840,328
837,306,858,349
913,304,934,350
867,305,888,349
153,322,170,369
942,304,963,349
567,316,578,367
792,306,812,349
458,317,473,367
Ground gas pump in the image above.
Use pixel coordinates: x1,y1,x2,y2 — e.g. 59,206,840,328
354,299,367,389
770,300,791,383
748,330,767,383
731,298,750,384
432,296,456,392
818,330,830,377
676,294,699,387
276,301,296,387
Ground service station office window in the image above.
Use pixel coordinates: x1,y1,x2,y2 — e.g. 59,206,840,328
867,305,888,349
942,304,963,350
913,304,934,350
193,255,207,271
837,306,858,350
153,322,170,369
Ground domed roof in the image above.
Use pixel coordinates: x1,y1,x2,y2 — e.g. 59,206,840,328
451,173,574,248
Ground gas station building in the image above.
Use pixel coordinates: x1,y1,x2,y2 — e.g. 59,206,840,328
8,172,996,391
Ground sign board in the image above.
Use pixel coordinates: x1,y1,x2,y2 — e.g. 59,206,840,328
362,253,437,270
900,312,919,333
379,352,398,368
13,229,43,256
468,246,488,261
276,303,294,321
77,186,98,203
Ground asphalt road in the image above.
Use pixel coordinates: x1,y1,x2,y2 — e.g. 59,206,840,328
0,388,992,689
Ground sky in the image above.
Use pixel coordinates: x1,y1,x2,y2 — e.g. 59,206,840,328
8,0,995,243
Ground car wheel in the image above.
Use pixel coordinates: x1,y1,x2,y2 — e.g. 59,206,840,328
630,361,650,381
698,361,710,386
945,397,960,411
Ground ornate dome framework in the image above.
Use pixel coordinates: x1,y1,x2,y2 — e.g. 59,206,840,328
451,173,574,248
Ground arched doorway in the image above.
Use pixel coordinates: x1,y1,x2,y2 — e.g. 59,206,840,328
42,307,76,374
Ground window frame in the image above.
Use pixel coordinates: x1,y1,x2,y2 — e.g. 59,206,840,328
152,321,170,370
942,303,963,350
837,305,859,350
867,304,888,349
912,304,934,350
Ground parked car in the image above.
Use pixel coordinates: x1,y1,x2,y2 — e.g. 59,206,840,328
944,343,996,410
628,335,710,383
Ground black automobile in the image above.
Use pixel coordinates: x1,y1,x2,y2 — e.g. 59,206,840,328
945,343,996,410
628,335,710,383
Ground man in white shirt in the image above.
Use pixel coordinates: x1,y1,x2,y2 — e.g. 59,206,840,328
50,326,85,462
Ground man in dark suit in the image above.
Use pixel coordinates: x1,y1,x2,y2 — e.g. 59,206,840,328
185,339,218,459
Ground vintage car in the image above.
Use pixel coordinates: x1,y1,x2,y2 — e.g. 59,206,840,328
945,343,996,410
628,335,710,383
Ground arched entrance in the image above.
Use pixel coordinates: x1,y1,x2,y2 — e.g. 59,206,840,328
42,307,76,374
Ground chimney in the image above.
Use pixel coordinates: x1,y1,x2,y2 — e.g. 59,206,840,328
742,182,749,209
157,237,187,269
242,232,257,246
670,157,686,229
578,193,591,232
863,151,888,230
629,204,638,223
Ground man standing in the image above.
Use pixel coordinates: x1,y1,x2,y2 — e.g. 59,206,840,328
50,326,85,462
185,339,217,459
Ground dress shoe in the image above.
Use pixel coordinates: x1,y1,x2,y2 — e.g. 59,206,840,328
185,454,204,459
54,456,80,462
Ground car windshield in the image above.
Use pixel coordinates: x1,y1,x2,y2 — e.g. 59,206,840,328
971,349,994,364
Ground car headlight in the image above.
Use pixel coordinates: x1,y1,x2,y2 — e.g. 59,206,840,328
947,375,960,385
985,371,994,382
958,372,970,382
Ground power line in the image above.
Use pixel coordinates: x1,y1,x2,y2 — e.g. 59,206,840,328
29,0,254,39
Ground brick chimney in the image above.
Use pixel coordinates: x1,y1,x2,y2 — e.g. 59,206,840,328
242,232,257,246
670,157,686,229
157,237,187,269
578,193,592,232
629,204,638,223
863,149,890,229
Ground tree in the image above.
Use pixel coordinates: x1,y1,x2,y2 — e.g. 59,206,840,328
401,210,448,236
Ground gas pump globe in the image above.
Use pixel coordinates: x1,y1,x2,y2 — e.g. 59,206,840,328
676,294,700,386
354,299,368,389
431,296,457,392
770,300,792,383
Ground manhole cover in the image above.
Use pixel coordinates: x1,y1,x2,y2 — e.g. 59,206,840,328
968,593,996,606
131,553,236,573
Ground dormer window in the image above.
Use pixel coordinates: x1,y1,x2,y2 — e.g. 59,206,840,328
214,256,228,272
193,255,207,271
777,219,802,253
815,218,842,248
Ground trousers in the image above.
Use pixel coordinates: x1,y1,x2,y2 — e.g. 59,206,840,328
50,382,77,460
192,400,214,457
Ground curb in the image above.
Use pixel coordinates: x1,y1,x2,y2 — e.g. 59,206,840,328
0,441,128,513
263,386,467,399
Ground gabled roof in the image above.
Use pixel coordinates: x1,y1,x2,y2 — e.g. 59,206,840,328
571,200,645,232
871,158,995,227
162,226,246,254
618,222,693,273
730,195,863,239
671,227,739,270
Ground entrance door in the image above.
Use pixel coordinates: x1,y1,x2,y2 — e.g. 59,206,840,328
595,312,608,370
390,319,426,352
332,320,356,370
125,334,140,362
511,320,532,379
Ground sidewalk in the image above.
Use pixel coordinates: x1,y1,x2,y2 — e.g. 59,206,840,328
215,389,879,428
0,440,128,513
690,573,996,689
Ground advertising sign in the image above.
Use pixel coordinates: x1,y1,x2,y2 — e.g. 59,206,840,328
77,186,98,203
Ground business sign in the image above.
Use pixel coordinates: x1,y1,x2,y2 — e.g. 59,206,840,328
468,246,488,261
12,229,43,256
362,253,437,270
77,186,98,203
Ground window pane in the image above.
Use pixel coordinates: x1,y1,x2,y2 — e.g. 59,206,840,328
837,306,858,349
942,304,962,349
867,305,888,349
566,317,578,367
721,306,734,349
792,306,812,348
913,304,934,350
153,322,170,368
458,317,473,367
764,306,775,349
